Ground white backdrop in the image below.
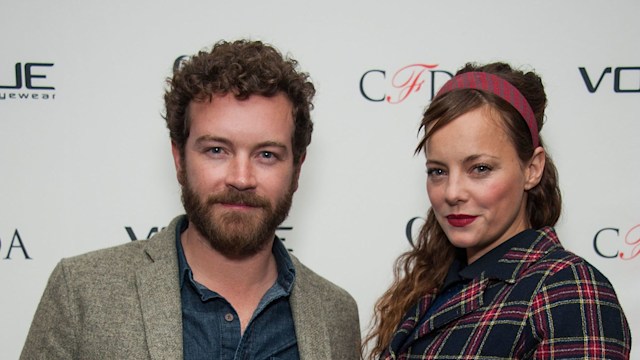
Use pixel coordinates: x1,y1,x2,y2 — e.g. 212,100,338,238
1,1,638,358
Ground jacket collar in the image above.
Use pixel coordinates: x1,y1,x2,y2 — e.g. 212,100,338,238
135,215,338,360
387,227,562,356
481,227,562,284
137,215,184,360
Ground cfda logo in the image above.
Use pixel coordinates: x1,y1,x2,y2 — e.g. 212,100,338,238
406,217,640,261
173,56,189,74
593,224,640,260
360,64,453,104
0,229,32,260
405,217,425,247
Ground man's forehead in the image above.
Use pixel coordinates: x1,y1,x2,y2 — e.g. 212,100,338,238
186,94,294,146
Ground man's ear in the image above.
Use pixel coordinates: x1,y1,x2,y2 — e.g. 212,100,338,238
524,146,545,190
171,141,185,186
292,152,306,192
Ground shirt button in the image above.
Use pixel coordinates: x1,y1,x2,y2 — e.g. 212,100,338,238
224,313,234,322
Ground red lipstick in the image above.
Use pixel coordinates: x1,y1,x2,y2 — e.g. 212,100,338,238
446,214,477,227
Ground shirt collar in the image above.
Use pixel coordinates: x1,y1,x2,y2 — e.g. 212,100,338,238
442,229,540,288
176,216,190,289
175,216,296,294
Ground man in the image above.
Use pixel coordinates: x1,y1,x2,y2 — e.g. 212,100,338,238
21,40,361,359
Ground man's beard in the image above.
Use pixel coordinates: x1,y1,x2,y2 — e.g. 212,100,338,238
181,176,295,259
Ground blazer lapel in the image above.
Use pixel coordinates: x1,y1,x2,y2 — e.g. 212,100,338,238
135,218,184,360
387,230,556,358
395,275,491,354
289,258,332,360
385,292,436,357
421,228,553,336
425,276,490,332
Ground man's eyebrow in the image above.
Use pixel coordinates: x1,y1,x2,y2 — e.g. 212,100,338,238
194,135,231,146
256,141,288,150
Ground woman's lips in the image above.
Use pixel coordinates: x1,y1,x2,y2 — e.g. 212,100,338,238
446,214,477,227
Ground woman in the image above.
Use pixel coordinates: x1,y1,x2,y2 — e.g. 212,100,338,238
366,62,631,359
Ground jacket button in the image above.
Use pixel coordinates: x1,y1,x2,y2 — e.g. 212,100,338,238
224,313,234,322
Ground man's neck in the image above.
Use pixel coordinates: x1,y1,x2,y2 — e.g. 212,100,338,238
180,224,278,333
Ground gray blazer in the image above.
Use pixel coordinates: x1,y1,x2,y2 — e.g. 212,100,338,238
21,216,361,359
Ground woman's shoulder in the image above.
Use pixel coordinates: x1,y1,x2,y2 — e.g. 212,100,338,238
525,237,618,298
512,228,618,296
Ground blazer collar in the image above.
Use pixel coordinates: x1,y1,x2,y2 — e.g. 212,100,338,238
136,215,184,360
389,274,491,355
482,227,562,284
137,216,337,359
388,227,562,355
288,256,333,360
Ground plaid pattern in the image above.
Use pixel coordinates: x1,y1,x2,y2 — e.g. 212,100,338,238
382,227,631,359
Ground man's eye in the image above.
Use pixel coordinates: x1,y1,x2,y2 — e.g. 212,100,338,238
261,151,274,159
209,147,223,154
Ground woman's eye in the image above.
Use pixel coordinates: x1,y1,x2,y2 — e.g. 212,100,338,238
473,164,492,173
426,168,445,176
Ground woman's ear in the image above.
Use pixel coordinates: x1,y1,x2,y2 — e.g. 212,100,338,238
524,146,545,190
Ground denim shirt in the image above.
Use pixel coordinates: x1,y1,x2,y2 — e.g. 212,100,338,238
176,218,299,360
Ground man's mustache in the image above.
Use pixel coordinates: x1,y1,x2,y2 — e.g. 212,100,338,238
206,190,270,208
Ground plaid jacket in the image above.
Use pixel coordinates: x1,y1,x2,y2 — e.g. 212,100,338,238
383,227,631,359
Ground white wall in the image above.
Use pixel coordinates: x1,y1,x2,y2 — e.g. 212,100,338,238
1,1,638,358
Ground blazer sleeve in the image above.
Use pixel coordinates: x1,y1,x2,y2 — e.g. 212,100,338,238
528,261,631,359
21,260,78,359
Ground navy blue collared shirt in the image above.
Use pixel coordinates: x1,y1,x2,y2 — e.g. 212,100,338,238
176,218,299,360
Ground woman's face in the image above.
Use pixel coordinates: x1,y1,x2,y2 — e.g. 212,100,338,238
425,106,542,263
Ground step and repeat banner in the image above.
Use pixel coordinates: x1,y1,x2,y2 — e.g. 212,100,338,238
2,1,638,358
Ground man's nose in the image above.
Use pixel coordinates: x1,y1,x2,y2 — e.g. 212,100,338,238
225,156,257,191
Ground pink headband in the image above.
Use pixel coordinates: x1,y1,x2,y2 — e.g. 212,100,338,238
436,71,539,148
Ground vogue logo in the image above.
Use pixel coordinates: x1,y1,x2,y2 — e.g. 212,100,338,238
593,224,640,260
125,226,164,241
0,62,56,100
125,225,295,251
579,67,640,93
360,64,453,104
0,229,32,260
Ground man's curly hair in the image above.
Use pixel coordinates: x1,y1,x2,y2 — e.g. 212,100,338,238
164,40,315,165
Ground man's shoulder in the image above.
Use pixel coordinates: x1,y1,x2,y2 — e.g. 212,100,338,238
288,255,361,358
61,238,150,270
289,254,355,303
58,216,181,276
